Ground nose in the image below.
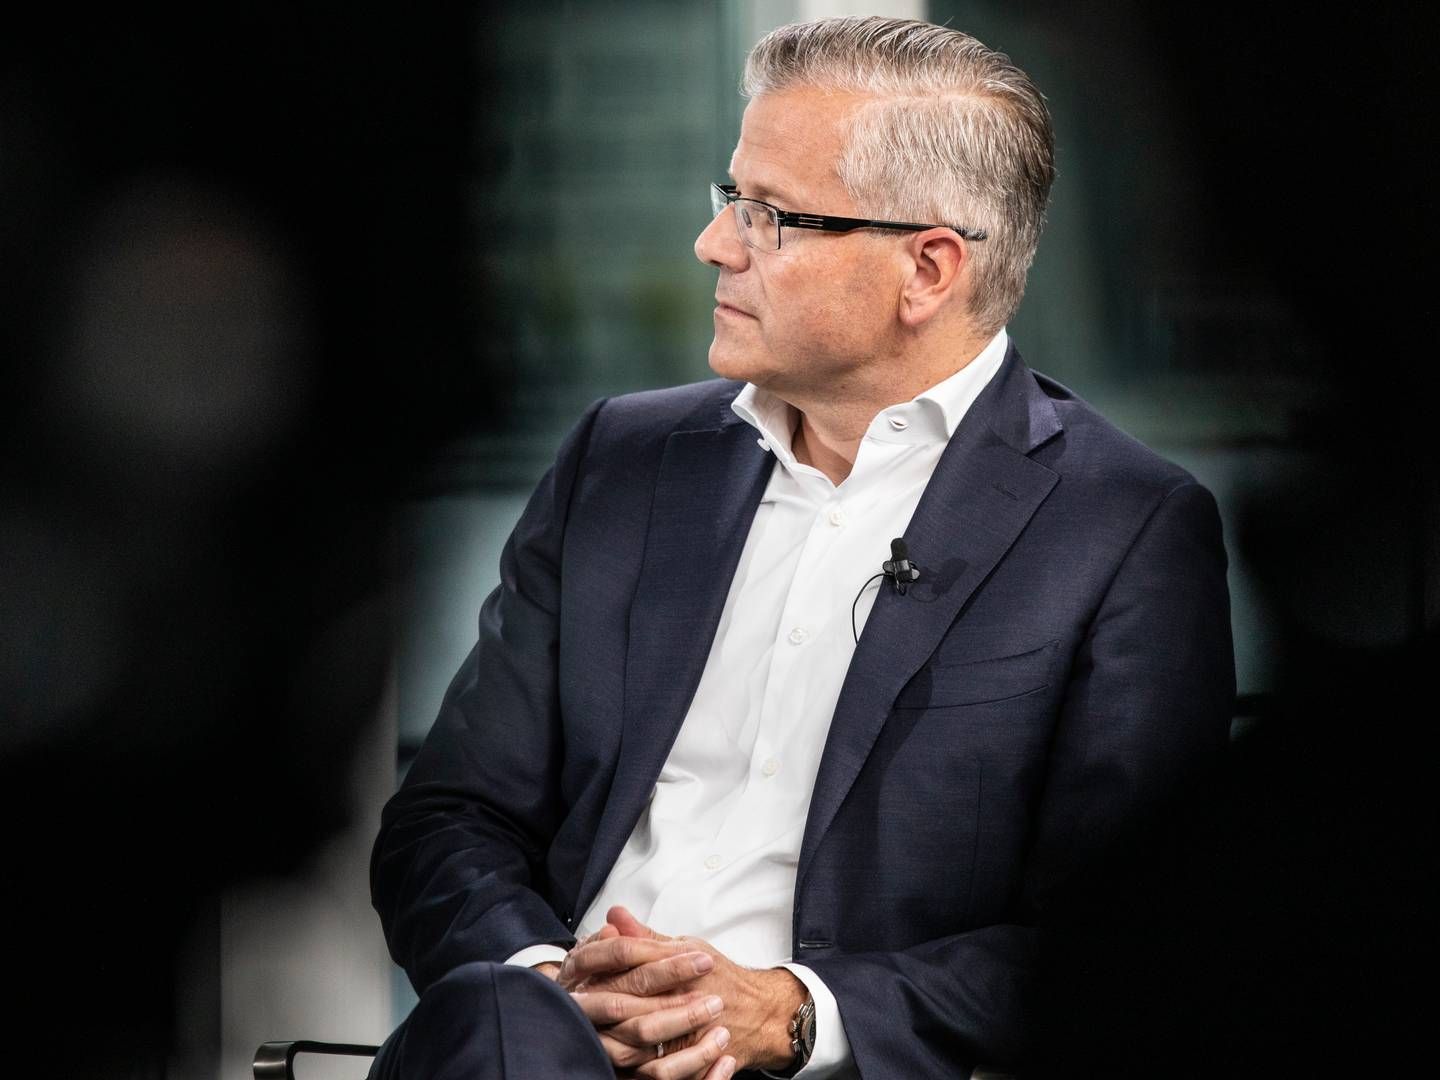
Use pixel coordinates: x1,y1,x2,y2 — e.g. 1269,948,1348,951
694,205,749,272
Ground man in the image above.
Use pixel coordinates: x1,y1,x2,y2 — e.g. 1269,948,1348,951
370,16,1233,1079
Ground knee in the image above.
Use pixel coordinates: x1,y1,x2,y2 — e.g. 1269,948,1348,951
429,960,573,1017
375,962,607,1080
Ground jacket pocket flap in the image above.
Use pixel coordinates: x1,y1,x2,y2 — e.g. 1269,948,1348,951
895,638,1059,708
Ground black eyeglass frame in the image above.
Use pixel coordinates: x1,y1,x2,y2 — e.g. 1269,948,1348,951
711,183,988,249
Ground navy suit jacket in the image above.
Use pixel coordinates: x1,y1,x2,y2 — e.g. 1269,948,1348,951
371,344,1235,1076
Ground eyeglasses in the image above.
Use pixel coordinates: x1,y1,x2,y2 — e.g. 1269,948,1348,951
710,183,988,253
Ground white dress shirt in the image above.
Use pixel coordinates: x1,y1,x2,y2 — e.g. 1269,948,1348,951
510,328,1010,1076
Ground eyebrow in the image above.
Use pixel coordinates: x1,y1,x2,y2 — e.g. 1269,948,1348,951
727,171,800,208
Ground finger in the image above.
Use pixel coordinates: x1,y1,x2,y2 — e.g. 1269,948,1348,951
607,904,668,939
608,994,723,1047
561,935,696,982
570,988,707,1028
560,936,705,986
702,1055,737,1080
583,951,715,998
575,922,620,949
597,1030,651,1071
635,1026,730,1080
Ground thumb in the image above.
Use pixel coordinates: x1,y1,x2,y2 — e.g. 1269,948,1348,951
607,904,669,940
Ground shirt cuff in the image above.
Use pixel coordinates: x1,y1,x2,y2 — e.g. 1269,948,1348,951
776,962,856,1079
504,943,568,969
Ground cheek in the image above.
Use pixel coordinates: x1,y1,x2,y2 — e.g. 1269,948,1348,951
814,264,894,342
755,250,895,355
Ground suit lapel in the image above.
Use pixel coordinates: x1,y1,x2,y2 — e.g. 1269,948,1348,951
796,346,1063,890
575,412,771,915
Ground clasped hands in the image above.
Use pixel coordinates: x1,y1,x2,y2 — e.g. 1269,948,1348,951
538,905,806,1080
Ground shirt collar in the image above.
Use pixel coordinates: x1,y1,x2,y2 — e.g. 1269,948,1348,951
731,327,1009,459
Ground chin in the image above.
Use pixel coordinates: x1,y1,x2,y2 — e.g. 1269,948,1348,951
707,339,763,384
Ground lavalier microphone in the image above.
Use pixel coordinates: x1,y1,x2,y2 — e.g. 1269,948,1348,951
851,538,923,642
882,538,920,595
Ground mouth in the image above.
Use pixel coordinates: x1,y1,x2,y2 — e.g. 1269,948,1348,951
714,299,755,319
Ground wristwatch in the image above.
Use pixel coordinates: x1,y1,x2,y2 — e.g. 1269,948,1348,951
762,994,816,1079
788,995,816,1071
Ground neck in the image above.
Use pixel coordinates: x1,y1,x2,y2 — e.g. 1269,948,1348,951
791,410,859,485
787,328,996,485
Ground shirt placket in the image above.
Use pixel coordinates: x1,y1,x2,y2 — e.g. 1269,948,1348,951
710,487,843,864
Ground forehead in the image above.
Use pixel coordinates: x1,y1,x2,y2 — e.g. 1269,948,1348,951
729,86,867,205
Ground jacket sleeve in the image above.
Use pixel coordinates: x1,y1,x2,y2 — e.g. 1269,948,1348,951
801,480,1236,1076
369,399,606,995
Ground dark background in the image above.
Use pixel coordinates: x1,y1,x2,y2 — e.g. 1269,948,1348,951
2,2,1435,1075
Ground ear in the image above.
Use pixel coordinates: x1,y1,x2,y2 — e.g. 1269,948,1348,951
898,228,968,328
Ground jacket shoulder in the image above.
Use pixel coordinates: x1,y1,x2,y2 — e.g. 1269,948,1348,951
586,378,745,460
1028,368,1201,499
1025,371,1215,535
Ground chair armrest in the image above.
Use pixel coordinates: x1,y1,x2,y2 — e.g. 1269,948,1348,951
253,1040,380,1079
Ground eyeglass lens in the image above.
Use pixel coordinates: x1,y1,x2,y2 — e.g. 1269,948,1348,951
711,187,781,251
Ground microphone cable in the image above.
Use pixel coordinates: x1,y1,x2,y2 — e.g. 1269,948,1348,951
851,538,922,643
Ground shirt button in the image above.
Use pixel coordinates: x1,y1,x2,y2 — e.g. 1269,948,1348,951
827,508,845,527
761,757,780,777
787,627,809,645
704,854,722,871
888,415,909,431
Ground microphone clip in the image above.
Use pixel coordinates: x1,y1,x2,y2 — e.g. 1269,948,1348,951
882,538,921,596
852,538,924,644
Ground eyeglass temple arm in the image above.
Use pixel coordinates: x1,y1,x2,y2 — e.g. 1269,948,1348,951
778,211,987,242
715,185,987,242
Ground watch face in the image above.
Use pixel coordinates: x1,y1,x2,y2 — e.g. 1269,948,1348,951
801,1011,817,1054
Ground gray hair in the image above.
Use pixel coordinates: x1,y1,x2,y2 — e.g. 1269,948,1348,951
742,16,1055,333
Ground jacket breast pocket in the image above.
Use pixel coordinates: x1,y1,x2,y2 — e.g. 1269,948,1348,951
893,638,1059,709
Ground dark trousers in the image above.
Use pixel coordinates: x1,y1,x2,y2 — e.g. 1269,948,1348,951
369,962,614,1079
